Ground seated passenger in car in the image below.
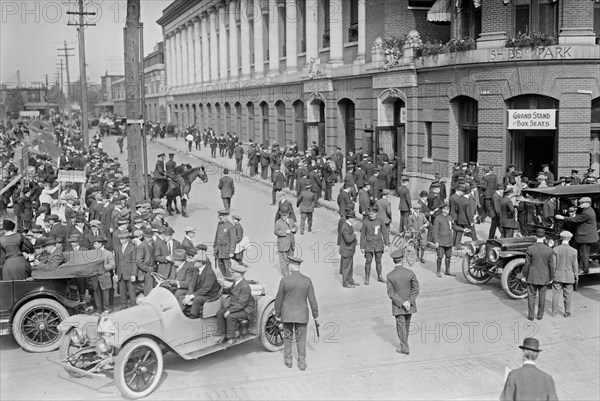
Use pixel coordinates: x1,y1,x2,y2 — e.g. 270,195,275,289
32,236,64,271
181,254,220,319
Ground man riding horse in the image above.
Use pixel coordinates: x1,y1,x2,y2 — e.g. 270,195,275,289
165,153,188,200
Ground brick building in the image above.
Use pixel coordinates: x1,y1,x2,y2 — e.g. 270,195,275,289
143,42,168,122
158,0,600,190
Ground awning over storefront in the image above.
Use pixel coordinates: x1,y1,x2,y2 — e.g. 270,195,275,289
427,0,452,22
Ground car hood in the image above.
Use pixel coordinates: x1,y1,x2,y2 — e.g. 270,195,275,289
489,236,536,250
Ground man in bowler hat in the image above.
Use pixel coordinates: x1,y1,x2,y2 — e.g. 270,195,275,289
500,337,558,401
275,256,319,370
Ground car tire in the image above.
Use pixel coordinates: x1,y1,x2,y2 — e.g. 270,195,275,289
462,254,493,285
259,301,284,352
501,258,528,299
114,338,163,400
12,298,69,353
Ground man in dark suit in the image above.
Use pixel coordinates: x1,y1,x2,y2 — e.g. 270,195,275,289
47,214,68,248
216,264,255,345
297,184,315,235
555,196,598,274
218,168,235,212
522,228,555,321
153,153,166,178
397,177,411,232
360,205,390,285
169,249,196,305
90,235,114,312
336,184,354,217
154,227,181,279
271,167,285,205
115,231,137,309
482,167,497,221
500,187,518,238
180,227,197,257
376,189,392,229
234,142,244,172
275,256,319,370
135,228,156,295
275,193,297,223
308,169,322,208
214,210,236,278
358,183,372,219
451,186,472,249
432,204,462,278
386,249,419,355
500,338,558,401
182,254,220,318
338,210,359,288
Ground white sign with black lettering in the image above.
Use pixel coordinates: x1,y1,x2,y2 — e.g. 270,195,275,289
508,109,556,130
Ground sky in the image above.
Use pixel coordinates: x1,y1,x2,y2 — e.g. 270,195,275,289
1,0,172,87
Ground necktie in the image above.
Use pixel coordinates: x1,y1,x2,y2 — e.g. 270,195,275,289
167,242,171,254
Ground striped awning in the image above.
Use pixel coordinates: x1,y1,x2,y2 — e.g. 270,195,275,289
427,0,452,22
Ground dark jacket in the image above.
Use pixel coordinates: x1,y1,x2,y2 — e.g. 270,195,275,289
500,364,558,401
432,214,455,247
482,173,497,199
218,175,235,198
275,199,297,222
213,220,236,258
297,190,315,213
337,190,354,217
523,242,555,285
115,241,137,280
272,171,285,190
226,278,255,315
563,207,599,244
189,264,220,298
360,217,389,251
397,186,411,212
274,271,319,324
181,237,196,257
338,218,357,257
500,196,518,228
386,265,419,315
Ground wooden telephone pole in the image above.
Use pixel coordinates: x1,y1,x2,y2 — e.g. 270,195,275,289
57,42,75,137
124,0,147,208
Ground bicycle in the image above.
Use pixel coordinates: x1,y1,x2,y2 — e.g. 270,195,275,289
391,230,422,266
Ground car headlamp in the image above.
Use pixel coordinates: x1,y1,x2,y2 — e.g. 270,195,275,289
466,243,477,256
95,337,110,354
489,247,501,262
70,328,84,346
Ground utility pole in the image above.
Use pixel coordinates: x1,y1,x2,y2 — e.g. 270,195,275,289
58,41,75,137
124,0,147,208
56,61,64,115
67,0,96,148
140,22,149,201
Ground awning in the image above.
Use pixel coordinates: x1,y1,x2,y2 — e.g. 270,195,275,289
427,0,452,22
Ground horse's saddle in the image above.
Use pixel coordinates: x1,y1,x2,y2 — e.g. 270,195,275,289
153,177,178,193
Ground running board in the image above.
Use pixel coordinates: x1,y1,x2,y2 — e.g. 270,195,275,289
184,334,258,360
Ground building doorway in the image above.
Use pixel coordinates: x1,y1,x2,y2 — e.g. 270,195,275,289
377,94,405,188
275,101,286,146
306,99,325,154
293,100,306,150
338,99,356,154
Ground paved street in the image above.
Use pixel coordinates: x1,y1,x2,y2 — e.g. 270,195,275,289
1,134,599,400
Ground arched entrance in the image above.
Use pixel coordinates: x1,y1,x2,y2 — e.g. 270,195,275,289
377,89,406,187
247,102,255,142
198,104,204,130
215,103,222,134
275,101,286,146
260,101,270,146
206,103,212,129
451,96,478,164
192,104,197,125
506,95,558,179
306,97,325,155
224,102,232,133
293,100,306,150
338,98,356,153
235,102,242,139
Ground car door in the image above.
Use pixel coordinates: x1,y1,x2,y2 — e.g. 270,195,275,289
0,281,14,333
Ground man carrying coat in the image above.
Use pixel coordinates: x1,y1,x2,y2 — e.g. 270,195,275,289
521,228,555,321
275,256,319,371
386,249,419,355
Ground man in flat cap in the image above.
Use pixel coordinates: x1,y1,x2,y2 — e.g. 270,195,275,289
521,228,555,321
552,230,578,317
181,226,197,257
115,230,137,308
215,264,255,345
500,338,557,401
386,248,419,355
275,256,319,370
569,169,580,185
214,210,236,278
555,197,598,274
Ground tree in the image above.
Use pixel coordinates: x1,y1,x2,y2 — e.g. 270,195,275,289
5,89,25,115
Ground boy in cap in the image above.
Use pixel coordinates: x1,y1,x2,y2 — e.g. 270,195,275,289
551,231,578,317
386,248,419,355
275,256,319,370
500,338,557,401
215,264,255,345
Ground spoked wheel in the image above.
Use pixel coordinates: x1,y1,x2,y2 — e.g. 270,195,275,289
114,338,163,399
12,299,69,353
404,240,417,266
259,302,284,352
501,258,528,299
462,254,493,285
59,329,101,378
391,234,406,249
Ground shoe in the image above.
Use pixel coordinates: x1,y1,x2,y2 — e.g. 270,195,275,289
364,277,370,285
564,312,571,317
298,365,306,371
285,363,293,368
436,273,442,278
377,276,386,283
527,316,534,321
396,349,409,355
212,331,223,337
271,203,276,206
222,338,235,346
444,272,456,277
343,284,355,288
420,257,426,263
349,280,360,286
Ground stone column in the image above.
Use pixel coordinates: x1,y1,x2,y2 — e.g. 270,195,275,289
253,3,264,76
285,0,297,72
175,28,183,87
305,0,318,62
268,0,279,75
477,0,511,49
181,25,189,85
355,0,365,63
193,17,202,85
187,21,195,85
201,13,210,83
219,4,228,80
559,0,595,45
240,0,251,79
209,8,219,82
165,34,173,89
329,0,343,65
229,0,239,79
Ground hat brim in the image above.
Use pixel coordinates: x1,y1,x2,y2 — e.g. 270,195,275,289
519,345,541,352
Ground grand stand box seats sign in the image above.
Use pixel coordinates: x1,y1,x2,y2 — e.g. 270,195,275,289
508,110,556,130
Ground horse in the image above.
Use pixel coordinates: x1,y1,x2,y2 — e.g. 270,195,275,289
150,166,208,217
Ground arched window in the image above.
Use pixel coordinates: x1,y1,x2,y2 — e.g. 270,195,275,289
293,100,305,149
275,101,286,146
338,99,356,154
247,102,255,141
260,102,270,145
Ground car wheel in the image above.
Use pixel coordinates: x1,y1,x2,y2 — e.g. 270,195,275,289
462,254,493,285
501,258,528,299
12,298,69,353
114,338,163,399
259,301,284,352
59,329,101,378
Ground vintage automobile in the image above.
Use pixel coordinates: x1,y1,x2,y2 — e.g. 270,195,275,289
462,184,600,299
56,272,284,399
0,250,102,352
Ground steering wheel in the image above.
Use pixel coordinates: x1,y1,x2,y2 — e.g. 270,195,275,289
150,272,167,286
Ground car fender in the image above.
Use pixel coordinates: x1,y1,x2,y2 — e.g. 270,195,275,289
13,292,83,322
256,295,276,321
499,251,527,259
58,314,100,339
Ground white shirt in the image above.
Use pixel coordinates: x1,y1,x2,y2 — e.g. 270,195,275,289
39,186,60,205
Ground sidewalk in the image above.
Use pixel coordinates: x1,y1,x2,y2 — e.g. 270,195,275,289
153,137,491,240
